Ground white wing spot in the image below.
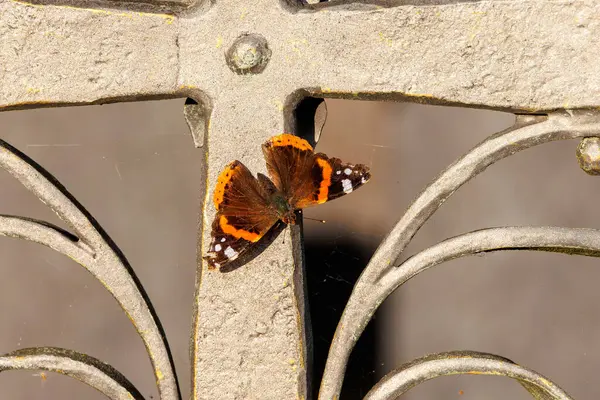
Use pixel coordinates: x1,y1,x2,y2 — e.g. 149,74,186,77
336,170,341,175
214,244,222,252
214,262,220,268
361,177,367,184
344,168,352,175
220,237,226,243
224,246,238,260
342,179,353,194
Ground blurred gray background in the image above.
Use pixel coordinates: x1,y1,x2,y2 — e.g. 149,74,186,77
1,99,599,399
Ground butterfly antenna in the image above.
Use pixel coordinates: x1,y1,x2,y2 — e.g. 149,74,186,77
304,217,326,224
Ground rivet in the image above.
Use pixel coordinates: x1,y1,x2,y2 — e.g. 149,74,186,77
226,33,271,75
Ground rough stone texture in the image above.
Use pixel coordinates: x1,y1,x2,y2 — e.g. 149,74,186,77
0,0,178,109
1,0,600,399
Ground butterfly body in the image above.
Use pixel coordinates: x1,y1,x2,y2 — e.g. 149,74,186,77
268,192,296,224
204,134,370,270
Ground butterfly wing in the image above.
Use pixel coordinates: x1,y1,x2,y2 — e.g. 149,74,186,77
204,160,279,269
303,154,371,206
262,134,371,209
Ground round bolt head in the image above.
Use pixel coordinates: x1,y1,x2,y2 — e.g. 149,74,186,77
576,137,600,175
226,34,271,75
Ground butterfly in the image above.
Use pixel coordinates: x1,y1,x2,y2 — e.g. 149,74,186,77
204,133,371,270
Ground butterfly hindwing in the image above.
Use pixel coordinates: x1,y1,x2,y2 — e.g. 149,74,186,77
204,160,279,269
262,134,371,209
204,215,254,269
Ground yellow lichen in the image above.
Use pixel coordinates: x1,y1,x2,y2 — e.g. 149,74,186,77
378,32,393,47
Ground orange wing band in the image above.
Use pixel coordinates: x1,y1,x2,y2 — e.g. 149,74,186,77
315,157,332,203
213,161,239,209
267,133,313,151
219,215,261,242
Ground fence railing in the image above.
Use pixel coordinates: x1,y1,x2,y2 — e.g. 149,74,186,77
1,0,599,398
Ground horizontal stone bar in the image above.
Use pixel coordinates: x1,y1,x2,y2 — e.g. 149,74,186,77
295,1,600,111
0,0,179,110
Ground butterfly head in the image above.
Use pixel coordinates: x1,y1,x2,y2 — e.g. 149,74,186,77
280,211,296,225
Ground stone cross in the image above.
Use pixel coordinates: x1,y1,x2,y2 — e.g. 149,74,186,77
1,0,599,399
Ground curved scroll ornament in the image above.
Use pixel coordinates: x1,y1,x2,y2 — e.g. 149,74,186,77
318,110,600,399
363,351,572,400
0,140,180,400
0,347,144,400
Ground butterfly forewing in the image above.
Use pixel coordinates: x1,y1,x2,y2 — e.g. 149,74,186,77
311,154,371,203
262,134,371,209
262,134,315,196
204,160,279,269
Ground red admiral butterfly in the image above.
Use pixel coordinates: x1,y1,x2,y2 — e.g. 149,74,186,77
204,133,371,270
